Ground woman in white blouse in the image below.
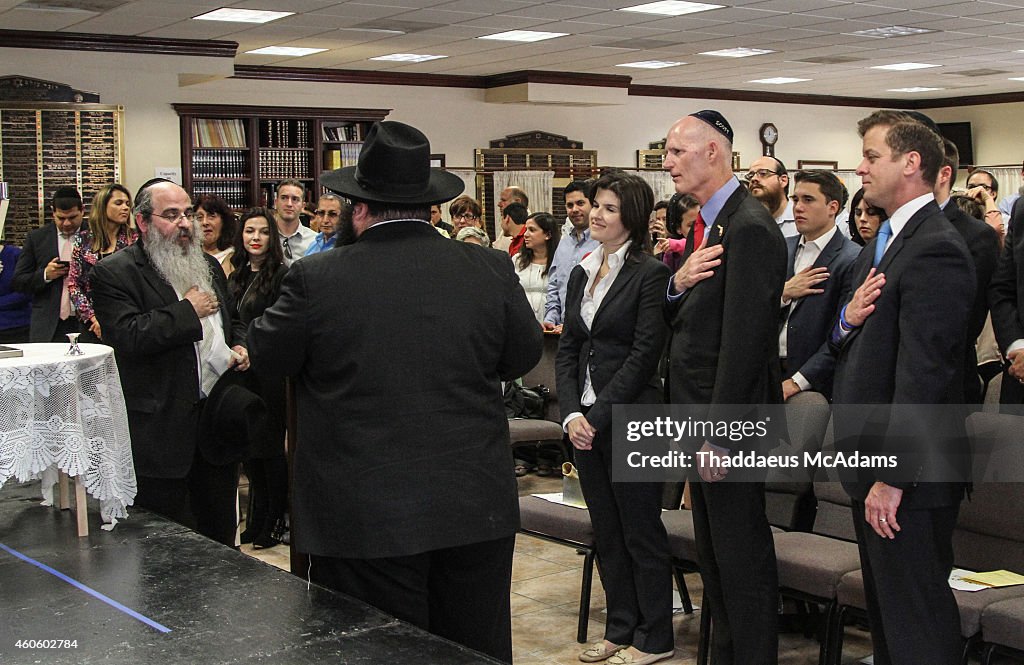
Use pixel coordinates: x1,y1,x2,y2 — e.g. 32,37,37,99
555,173,674,665
513,212,560,324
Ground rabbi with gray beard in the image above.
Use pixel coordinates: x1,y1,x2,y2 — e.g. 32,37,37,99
92,180,249,546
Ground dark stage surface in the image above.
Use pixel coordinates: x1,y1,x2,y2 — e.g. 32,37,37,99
0,481,498,664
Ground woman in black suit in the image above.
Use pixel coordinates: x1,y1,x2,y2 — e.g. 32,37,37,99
556,173,674,665
228,207,289,548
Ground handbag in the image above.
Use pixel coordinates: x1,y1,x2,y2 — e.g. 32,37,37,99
503,381,548,419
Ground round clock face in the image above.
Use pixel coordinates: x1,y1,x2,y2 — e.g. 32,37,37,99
762,124,778,145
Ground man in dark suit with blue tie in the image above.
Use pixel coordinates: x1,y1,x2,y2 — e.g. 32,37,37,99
780,170,860,401
832,110,974,665
664,110,787,665
12,186,84,342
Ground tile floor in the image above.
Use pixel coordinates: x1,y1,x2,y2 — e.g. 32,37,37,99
241,473,876,665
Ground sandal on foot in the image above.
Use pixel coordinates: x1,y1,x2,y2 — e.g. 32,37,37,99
606,649,675,665
579,641,626,663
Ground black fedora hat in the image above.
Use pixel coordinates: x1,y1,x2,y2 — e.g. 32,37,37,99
320,121,464,205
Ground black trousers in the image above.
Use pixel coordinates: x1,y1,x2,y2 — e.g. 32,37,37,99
576,436,674,653
308,535,516,663
135,445,239,547
850,499,962,665
690,479,778,665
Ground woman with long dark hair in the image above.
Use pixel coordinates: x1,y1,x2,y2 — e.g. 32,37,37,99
229,207,289,548
847,187,887,246
556,172,674,665
69,183,138,341
514,212,560,324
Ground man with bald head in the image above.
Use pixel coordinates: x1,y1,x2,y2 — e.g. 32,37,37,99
663,110,787,665
91,180,249,546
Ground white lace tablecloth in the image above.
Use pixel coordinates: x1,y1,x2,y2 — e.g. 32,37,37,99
0,343,136,524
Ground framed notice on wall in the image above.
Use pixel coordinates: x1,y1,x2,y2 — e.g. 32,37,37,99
0,102,124,245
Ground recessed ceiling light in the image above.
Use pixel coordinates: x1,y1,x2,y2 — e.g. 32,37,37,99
888,87,943,92
193,8,293,23
749,77,811,84
245,46,326,57
1009,77,1024,81
700,47,774,58
370,53,448,63
618,1,723,16
847,26,936,38
478,30,568,42
617,60,686,69
871,62,940,71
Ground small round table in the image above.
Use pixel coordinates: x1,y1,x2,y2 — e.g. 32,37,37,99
0,343,136,535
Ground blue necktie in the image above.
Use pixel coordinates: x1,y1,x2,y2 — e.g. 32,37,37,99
873,220,892,268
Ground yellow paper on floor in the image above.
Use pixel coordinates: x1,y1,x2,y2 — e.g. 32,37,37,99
959,570,1024,588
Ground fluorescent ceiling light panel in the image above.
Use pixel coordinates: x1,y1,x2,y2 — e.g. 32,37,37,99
749,77,810,84
246,46,326,56
618,1,723,16
193,8,293,23
370,53,448,63
701,47,774,58
1008,77,1024,81
847,26,935,38
617,60,686,69
888,86,943,92
478,30,568,42
871,62,939,71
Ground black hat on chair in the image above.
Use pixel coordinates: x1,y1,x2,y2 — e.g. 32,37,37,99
320,121,464,205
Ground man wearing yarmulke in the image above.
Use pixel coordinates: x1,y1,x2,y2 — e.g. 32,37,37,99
664,110,788,665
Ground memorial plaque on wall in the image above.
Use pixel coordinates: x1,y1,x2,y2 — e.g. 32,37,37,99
0,103,123,245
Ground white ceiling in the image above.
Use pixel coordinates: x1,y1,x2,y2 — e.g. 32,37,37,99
5,0,1024,100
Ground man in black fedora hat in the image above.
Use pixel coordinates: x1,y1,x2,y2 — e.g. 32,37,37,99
248,120,542,662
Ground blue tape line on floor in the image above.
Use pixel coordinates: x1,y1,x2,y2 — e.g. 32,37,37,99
0,542,172,633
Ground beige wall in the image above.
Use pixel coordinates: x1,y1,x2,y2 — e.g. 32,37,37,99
1,47,1020,193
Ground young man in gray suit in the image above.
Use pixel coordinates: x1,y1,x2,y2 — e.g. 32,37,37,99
248,121,541,664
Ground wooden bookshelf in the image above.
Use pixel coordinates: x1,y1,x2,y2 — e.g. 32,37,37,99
173,104,390,208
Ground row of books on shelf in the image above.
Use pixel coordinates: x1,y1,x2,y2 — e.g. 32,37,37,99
262,119,310,149
191,182,250,209
192,119,247,149
258,150,311,180
322,124,362,142
323,144,361,170
192,151,247,179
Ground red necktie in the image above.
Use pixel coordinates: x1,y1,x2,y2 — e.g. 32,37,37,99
692,212,706,250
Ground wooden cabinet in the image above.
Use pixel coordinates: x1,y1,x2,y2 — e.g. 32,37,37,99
173,104,389,209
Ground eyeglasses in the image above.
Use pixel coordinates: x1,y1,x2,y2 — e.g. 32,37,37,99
282,237,292,260
970,182,993,192
153,209,195,224
454,213,480,221
744,169,780,182
315,210,341,219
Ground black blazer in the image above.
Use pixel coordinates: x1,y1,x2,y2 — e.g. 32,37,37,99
12,224,63,342
781,230,860,399
248,221,542,559
990,204,1024,404
943,203,999,403
556,251,671,435
91,243,244,478
666,185,788,439
832,200,974,507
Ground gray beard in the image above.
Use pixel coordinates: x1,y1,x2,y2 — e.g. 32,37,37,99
144,222,214,295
